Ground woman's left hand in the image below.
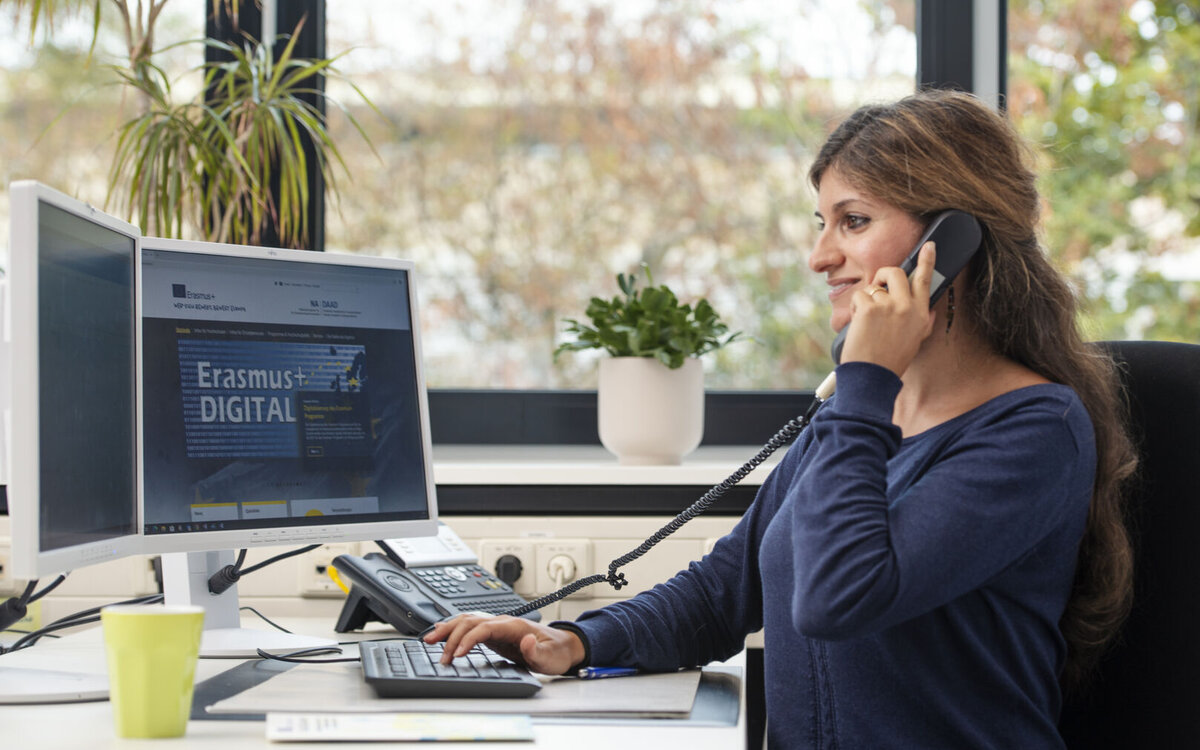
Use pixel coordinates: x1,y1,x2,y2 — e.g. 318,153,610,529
422,614,584,675
840,242,937,376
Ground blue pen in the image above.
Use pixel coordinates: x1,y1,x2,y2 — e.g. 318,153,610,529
578,666,638,679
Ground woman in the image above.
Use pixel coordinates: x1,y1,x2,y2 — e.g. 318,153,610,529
425,89,1137,748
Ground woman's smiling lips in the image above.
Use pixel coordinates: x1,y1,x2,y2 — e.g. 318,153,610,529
827,278,858,300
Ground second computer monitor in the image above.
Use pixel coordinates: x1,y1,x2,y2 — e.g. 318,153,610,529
139,238,438,654
140,239,438,549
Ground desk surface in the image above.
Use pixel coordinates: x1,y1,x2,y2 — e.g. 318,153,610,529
0,617,745,749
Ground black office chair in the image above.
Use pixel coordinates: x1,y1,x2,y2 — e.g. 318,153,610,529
1058,340,1200,748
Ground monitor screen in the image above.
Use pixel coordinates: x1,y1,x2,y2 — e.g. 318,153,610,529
7,181,140,580
139,239,438,656
139,240,438,551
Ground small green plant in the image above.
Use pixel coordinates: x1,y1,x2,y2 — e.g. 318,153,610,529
555,264,742,369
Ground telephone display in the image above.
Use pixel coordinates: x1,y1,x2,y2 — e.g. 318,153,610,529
383,523,477,567
332,525,539,635
831,210,982,364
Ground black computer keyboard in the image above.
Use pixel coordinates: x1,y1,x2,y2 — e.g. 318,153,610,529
359,639,543,699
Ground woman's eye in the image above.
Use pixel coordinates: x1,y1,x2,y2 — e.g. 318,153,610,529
844,214,869,230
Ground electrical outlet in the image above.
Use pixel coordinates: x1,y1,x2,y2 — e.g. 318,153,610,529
298,543,359,598
479,539,537,597
534,539,592,598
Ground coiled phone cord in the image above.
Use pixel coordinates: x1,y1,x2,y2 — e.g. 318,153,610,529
503,373,836,619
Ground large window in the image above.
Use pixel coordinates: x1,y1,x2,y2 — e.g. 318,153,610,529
1007,0,1199,344
323,1,917,390
8,2,1189,398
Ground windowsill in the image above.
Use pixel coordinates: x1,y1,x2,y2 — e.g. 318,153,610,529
431,444,782,486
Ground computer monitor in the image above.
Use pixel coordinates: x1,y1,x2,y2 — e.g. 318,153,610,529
2,180,141,702
138,238,438,656
6,182,141,580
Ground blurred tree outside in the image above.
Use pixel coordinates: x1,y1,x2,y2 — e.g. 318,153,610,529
7,1,1188,391
1008,0,1200,344
323,0,917,389
0,4,200,235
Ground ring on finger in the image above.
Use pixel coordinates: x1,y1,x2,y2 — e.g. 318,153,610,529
866,285,885,298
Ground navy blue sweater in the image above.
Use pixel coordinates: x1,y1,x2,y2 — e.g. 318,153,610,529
573,362,1094,749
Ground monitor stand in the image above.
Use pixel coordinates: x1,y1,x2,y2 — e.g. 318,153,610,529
0,667,108,704
162,550,336,659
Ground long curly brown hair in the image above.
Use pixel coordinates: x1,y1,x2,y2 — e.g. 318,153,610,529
807,88,1137,691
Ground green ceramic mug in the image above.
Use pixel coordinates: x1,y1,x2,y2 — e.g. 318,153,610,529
101,604,205,738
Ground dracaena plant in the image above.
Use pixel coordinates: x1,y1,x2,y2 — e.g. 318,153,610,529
6,0,375,249
555,264,743,370
109,22,376,247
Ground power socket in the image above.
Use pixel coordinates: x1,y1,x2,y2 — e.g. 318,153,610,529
534,539,592,598
479,539,537,597
298,543,359,598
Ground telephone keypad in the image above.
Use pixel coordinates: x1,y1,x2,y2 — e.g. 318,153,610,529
411,563,512,600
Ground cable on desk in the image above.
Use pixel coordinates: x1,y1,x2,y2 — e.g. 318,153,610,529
0,581,38,635
208,544,323,595
239,605,295,634
4,593,164,653
28,574,67,603
255,646,359,664
0,574,69,641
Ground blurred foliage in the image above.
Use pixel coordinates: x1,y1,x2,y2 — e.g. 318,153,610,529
322,0,916,389
1008,0,1200,344
321,0,1194,388
6,0,1192,390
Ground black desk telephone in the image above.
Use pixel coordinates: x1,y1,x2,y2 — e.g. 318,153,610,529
335,211,983,628
332,524,539,636
830,209,982,364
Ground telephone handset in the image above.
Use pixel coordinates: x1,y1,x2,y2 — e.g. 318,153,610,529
331,524,539,636
830,209,983,364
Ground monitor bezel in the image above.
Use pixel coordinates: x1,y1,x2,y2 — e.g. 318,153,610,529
8,180,144,580
136,235,439,555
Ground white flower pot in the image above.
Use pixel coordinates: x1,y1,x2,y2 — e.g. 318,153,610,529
597,357,704,465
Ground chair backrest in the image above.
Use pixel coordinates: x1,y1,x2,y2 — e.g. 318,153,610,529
1059,340,1200,748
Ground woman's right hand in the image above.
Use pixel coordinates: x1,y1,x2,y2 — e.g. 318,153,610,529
842,241,938,376
423,614,585,676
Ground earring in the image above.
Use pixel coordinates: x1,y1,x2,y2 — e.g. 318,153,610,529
945,285,956,334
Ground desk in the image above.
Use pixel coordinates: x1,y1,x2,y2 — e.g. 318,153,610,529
0,617,745,749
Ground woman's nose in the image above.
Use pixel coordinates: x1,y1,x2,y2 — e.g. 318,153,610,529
808,230,841,274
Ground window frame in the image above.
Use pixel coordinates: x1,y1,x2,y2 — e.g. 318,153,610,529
205,0,327,252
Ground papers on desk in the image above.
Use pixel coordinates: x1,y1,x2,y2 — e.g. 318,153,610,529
206,660,702,719
266,712,535,742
